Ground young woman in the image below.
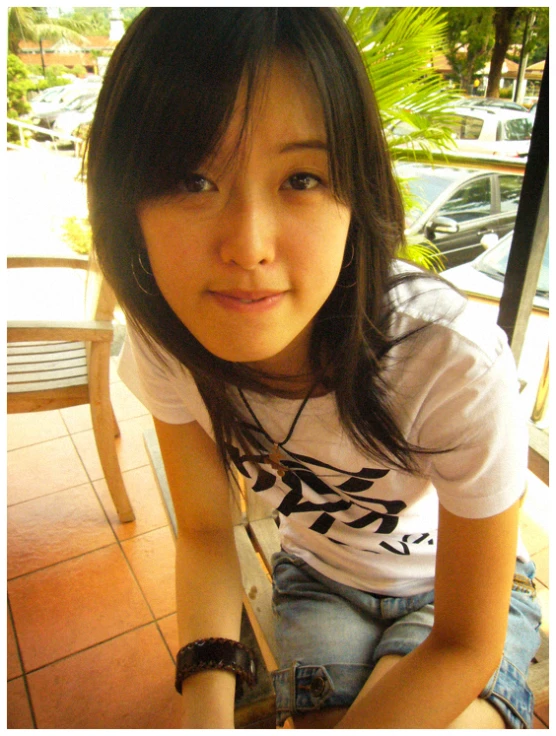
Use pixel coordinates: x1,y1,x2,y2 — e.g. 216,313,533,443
87,9,541,729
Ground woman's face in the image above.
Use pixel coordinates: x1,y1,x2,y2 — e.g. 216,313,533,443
138,57,351,377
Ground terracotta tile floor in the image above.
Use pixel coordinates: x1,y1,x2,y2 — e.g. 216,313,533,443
7,356,550,728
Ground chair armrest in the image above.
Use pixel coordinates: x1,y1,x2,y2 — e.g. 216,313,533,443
7,255,89,271
7,320,114,343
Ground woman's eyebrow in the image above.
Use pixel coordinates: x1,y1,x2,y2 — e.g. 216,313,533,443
279,139,328,154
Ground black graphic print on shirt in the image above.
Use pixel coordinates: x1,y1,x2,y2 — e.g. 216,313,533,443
227,432,435,556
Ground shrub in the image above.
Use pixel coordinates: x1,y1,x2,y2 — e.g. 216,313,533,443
44,66,73,88
71,64,88,78
62,216,92,255
7,54,31,143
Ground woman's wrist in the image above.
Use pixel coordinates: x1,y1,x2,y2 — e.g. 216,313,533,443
179,669,237,728
175,637,256,695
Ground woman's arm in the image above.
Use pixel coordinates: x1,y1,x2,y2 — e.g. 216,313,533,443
154,417,244,729
337,497,520,729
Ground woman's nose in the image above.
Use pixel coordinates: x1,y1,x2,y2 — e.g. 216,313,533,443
218,194,276,269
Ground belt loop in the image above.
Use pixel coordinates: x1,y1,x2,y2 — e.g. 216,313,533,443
512,574,537,597
290,661,297,710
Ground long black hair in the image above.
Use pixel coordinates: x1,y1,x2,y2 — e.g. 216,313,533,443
88,8,432,473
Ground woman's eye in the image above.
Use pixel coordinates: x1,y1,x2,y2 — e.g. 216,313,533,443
284,173,321,191
180,174,214,193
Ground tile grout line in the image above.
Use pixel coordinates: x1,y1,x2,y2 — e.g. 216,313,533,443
8,540,122,584
7,599,38,728
154,617,178,664
7,524,170,584
6,477,115,512
117,526,174,628
15,620,173,681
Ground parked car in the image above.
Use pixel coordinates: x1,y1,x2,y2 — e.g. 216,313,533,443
446,106,533,159
456,97,529,113
28,83,101,135
443,230,549,309
52,96,98,147
28,85,70,114
397,162,524,268
442,230,549,423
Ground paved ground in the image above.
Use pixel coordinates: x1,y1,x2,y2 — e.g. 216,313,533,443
7,142,88,257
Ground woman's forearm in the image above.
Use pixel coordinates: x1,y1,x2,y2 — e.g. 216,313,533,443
175,529,244,728
337,634,500,729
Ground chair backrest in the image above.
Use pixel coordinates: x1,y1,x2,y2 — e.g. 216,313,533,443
85,249,117,323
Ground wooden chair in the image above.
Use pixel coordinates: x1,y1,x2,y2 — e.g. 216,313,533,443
144,427,549,728
7,254,135,523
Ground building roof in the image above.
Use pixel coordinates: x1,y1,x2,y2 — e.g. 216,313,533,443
17,36,118,69
18,37,118,52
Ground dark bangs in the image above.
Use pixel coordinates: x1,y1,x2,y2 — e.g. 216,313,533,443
90,9,272,207
89,8,395,214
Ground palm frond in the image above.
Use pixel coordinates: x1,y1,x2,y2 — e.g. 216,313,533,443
398,238,445,273
8,7,92,52
340,8,461,270
341,7,461,149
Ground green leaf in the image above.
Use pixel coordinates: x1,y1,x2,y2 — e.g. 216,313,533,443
341,7,462,270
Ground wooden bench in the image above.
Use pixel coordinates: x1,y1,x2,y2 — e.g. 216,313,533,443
144,428,548,728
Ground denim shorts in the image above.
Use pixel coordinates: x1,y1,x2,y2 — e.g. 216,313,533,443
271,551,542,728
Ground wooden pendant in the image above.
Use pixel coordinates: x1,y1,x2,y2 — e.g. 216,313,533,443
267,443,287,477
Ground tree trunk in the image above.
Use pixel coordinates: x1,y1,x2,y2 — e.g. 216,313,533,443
39,37,46,76
514,12,534,103
486,8,517,98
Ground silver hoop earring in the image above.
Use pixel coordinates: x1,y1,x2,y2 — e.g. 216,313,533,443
342,242,355,269
132,251,156,295
138,249,153,276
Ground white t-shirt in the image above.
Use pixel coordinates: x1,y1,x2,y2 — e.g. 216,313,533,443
118,266,529,596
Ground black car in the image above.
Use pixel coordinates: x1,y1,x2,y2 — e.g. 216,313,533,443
397,162,524,269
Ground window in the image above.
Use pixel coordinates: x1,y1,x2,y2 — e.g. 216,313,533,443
499,175,523,214
437,178,491,222
458,116,484,140
504,117,533,141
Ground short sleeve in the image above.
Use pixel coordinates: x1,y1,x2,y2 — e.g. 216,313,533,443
117,324,197,425
417,337,528,519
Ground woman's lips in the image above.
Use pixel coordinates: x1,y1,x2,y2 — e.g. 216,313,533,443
208,289,285,312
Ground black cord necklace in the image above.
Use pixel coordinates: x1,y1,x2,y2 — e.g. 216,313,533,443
237,384,317,477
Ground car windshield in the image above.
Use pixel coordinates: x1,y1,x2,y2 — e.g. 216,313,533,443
503,117,533,141
40,87,64,102
402,175,452,223
78,96,97,111
476,235,549,297
65,95,91,111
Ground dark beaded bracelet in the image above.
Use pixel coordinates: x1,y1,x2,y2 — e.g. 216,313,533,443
175,637,257,695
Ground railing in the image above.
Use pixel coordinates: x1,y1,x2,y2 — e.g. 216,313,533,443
7,117,83,153
391,147,527,174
